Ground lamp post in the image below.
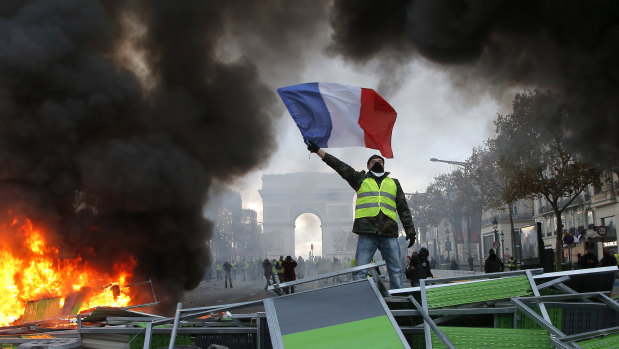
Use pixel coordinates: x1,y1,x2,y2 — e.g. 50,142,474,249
492,217,499,258
430,158,467,167
430,157,468,262
500,230,505,261
445,228,451,260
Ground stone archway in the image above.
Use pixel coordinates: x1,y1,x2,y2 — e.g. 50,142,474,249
259,172,356,260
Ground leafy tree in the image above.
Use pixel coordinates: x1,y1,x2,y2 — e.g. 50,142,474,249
425,173,468,260
494,90,600,268
468,140,522,259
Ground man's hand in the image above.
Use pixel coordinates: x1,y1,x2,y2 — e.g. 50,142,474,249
406,234,416,248
306,139,320,153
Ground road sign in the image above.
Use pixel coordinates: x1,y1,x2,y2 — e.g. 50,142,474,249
597,226,608,237
493,241,500,249
445,241,452,251
563,234,574,245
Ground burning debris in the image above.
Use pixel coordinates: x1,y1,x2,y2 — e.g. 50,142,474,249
0,212,137,326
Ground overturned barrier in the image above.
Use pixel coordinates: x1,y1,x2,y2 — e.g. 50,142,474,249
0,265,616,348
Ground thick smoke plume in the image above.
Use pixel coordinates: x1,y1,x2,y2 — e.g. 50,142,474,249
330,0,619,165
0,0,333,311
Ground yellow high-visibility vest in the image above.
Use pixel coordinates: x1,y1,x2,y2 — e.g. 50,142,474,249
275,261,284,273
355,177,398,222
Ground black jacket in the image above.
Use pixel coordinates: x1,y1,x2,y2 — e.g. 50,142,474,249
322,153,416,239
406,256,433,281
484,255,505,273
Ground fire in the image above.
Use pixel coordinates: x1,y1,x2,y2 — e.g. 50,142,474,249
0,212,137,326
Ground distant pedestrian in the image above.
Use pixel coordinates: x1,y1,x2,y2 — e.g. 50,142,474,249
296,256,305,279
467,256,474,271
275,256,285,284
262,258,276,290
430,257,436,269
223,261,233,288
508,256,517,271
450,258,459,270
580,247,599,269
215,261,222,280
600,249,616,267
576,253,583,269
282,256,298,294
484,249,505,273
406,247,433,287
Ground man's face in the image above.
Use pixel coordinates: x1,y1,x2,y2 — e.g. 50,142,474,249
367,158,384,171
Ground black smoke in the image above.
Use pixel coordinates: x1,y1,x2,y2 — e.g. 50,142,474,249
329,0,619,167
0,0,334,312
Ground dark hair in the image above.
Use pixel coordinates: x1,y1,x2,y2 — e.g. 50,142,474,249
419,247,429,258
489,249,495,254
367,154,385,166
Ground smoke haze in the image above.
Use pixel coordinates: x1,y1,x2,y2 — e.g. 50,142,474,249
330,0,619,163
0,0,331,311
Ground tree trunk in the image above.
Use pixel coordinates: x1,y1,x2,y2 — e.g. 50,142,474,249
508,202,516,262
554,208,564,271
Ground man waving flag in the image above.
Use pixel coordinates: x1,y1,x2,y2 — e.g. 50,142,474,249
277,82,397,158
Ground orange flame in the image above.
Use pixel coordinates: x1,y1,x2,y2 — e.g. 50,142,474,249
0,212,137,326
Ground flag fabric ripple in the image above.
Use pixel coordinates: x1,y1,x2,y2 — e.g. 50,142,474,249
277,82,397,158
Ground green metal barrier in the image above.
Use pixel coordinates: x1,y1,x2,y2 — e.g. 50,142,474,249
431,327,552,348
576,332,619,348
496,308,563,330
426,276,533,309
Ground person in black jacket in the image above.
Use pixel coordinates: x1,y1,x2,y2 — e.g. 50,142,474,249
599,249,616,267
484,249,505,273
306,141,416,289
406,248,433,287
580,246,599,269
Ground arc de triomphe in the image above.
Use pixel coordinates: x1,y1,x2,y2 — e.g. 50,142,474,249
259,172,357,260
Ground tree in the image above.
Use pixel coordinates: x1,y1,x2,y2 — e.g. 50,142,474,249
494,90,600,269
468,140,522,261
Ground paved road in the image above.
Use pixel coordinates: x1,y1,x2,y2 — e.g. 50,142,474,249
181,278,273,310
180,275,358,311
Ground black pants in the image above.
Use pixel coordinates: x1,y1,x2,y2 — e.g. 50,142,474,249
265,273,276,289
225,273,233,288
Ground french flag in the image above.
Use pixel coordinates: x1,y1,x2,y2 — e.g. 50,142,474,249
277,82,397,158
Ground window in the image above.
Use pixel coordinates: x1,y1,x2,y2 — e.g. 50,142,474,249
587,210,594,228
602,217,616,237
546,218,553,237
512,203,518,216
593,182,603,195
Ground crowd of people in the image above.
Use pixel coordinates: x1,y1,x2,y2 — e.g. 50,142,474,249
576,247,619,269
206,255,371,292
205,245,618,293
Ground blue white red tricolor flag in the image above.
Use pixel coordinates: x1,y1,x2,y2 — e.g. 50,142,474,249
277,82,397,158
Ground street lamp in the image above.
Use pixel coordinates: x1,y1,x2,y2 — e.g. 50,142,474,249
430,158,467,167
445,228,451,260
430,157,468,262
492,217,499,258
500,230,505,261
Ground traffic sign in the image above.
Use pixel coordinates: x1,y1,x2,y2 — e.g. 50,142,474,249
563,234,574,245
445,241,452,251
493,241,500,249
597,226,608,237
